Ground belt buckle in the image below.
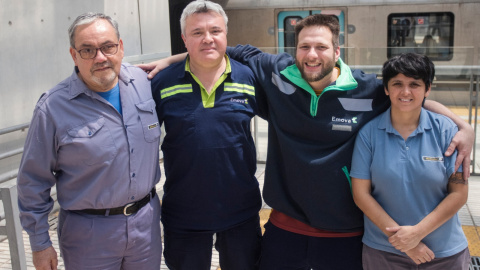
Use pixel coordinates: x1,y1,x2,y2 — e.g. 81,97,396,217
123,202,135,216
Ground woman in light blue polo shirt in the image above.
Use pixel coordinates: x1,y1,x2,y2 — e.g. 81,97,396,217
350,53,470,269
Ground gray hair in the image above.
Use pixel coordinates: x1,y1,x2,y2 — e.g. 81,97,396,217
180,0,228,36
68,12,120,48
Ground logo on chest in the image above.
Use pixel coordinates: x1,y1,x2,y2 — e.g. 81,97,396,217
230,98,249,105
331,116,358,132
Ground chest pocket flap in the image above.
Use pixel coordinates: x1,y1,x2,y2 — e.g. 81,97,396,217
67,116,105,138
65,116,117,166
136,99,161,143
136,99,156,113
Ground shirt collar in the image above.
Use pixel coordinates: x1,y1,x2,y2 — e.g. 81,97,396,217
378,107,433,136
68,63,132,99
183,54,232,78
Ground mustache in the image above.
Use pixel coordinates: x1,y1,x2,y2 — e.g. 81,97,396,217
91,62,112,71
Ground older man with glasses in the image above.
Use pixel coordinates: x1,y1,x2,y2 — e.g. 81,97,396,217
17,12,162,270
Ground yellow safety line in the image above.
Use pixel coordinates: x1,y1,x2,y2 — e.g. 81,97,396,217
463,225,480,256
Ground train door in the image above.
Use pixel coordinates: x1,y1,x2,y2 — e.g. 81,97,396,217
277,10,346,59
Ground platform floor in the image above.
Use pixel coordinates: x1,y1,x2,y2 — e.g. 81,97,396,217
2,163,480,269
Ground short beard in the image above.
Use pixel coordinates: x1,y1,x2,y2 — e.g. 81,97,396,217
296,58,335,83
91,70,117,89
90,62,118,90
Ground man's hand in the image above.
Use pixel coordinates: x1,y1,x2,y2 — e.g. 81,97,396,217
445,125,474,180
33,246,58,270
405,242,435,265
136,52,188,79
136,60,166,80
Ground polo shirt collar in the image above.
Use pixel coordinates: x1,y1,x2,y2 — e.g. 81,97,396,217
379,107,432,137
183,54,232,78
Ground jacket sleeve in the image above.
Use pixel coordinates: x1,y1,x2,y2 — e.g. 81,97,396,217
227,45,276,120
17,105,57,252
226,44,265,65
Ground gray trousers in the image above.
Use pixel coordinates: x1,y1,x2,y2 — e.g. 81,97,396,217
58,197,162,270
362,244,470,270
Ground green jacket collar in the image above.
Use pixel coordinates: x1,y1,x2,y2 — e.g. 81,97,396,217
280,57,357,95
279,58,358,117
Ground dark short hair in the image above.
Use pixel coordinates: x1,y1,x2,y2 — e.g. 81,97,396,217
294,14,340,49
382,53,435,91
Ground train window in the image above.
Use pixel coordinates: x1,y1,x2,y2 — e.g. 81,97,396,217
283,16,302,56
387,12,454,61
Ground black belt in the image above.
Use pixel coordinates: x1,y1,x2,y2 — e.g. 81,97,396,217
75,188,156,216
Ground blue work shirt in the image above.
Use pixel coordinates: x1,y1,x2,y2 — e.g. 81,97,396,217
17,63,161,252
350,107,468,258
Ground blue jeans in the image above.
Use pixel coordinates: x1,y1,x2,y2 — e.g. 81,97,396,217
163,215,262,270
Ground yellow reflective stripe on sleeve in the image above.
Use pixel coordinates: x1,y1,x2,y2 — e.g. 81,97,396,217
224,83,255,96
160,84,193,99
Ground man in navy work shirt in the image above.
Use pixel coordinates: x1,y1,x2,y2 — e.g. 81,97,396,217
150,1,262,269
141,13,473,270
17,13,162,270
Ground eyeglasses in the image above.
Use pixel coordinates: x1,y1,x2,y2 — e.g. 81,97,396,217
75,44,119,59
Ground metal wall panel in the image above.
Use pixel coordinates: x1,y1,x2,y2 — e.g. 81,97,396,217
138,0,171,55
104,0,142,56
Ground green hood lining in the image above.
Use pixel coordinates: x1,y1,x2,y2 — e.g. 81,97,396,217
280,58,358,117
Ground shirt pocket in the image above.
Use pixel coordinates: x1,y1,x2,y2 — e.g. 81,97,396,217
66,116,118,166
136,99,161,143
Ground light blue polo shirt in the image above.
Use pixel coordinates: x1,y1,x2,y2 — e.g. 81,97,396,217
350,107,467,258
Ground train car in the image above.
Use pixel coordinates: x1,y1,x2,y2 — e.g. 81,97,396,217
166,0,479,105
222,0,479,66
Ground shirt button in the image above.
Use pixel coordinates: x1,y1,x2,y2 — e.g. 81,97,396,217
131,149,134,153
132,173,136,177
125,125,128,129
88,131,92,136
406,147,409,150
131,196,135,200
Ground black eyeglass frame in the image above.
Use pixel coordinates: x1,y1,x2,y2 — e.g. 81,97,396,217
75,44,120,59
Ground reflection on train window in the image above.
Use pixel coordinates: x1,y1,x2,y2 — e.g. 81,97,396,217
283,16,302,56
387,12,454,61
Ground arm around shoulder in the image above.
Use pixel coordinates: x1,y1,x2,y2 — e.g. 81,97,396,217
136,52,188,79
423,99,473,179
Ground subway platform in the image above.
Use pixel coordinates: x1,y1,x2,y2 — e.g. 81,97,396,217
1,162,480,269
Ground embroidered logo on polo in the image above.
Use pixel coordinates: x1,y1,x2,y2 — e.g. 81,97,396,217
224,83,255,96
230,98,249,105
160,84,193,99
423,156,444,162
